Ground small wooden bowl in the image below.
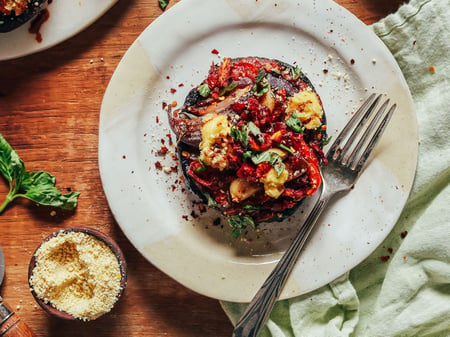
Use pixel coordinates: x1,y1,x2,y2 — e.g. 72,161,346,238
28,227,127,321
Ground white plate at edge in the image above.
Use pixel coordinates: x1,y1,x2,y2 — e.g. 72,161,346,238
0,0,117,61
99,0,418,302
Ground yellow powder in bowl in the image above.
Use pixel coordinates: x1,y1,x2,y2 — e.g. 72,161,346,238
29,230,124,321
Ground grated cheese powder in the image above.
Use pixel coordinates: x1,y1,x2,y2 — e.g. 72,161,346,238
29,231,123,321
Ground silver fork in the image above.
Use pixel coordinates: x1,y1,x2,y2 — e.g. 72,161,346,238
232,93,396,337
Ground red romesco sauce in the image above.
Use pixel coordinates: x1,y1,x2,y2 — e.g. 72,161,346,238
29,8,49,43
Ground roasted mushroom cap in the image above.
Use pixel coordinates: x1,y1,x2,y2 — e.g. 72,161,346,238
171,57,328,230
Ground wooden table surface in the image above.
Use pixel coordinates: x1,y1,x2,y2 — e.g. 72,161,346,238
0,1,405,336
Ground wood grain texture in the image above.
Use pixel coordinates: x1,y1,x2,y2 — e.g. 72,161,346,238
0,1,405,336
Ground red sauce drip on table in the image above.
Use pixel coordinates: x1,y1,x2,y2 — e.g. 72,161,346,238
29,8,50,43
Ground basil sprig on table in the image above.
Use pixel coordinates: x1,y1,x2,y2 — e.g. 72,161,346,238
0,133,80,214
228,215,256,238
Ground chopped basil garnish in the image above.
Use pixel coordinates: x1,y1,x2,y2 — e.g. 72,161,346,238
275,142,295,154
249,151,285,177
253,82,269,97
291,65,302,80
219,82,238,96
286,113,305,133
255,68,266,83
198,83,211,97
231,122,264,147
228,215,256,238
203,192,218,207
243,204,259,211
231,126,248,147
321,134,332,146
194,159,207,172
247,122,264,143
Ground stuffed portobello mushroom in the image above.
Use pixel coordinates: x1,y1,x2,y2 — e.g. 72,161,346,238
168,57,328,237
0,0,47,33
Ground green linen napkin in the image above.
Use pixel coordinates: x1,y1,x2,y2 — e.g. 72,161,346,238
221,0,450,336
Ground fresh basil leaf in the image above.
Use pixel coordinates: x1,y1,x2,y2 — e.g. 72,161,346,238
254,82,269,97
231,126,248,147
273,160,285,178
194,159,207,172
291,65,302,80
219,83,238,96
250,150,285,178
286,113,305,133
275,142,295,154
0,133,80,213
158,0,170,10
243,204,259,211
321,135,332,146
255,68,266,83
228,215,255,238
202,192,218,207
250,151,280,165
198,83,211,97
242,150,253,161
0,133,15,182
10,150,25,193
247,122,264,143
20,171,80,210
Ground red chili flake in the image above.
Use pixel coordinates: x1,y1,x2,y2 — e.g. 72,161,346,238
182,215,189,221
401,231,408,239
166,133,173,145
170,166,178,173
211,48,219,55
350,59,355,65
178,83,184,87
413,40,417,45
122,155,126,159
166,75,170,79
157,146,169,156
387,247,393,254
29,9,50,43
170,185,176,191
156,116,160,123
429,65,435,73
162,102,168,110
155,161,163,170
380,255,390,262
323,69,329,74
170,88,177,93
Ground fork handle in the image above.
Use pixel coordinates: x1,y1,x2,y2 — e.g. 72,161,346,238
232,191,331,337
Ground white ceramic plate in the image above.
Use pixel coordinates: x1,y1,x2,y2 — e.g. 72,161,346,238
0,0,117,61
99,0,418,302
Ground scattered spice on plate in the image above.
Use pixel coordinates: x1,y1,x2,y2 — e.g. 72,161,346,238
29,230,124,321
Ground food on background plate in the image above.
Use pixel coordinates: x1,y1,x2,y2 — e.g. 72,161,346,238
168,57,328,237
0,0,47,33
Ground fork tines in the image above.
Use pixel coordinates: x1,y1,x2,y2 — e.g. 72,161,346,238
329,93,396,172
